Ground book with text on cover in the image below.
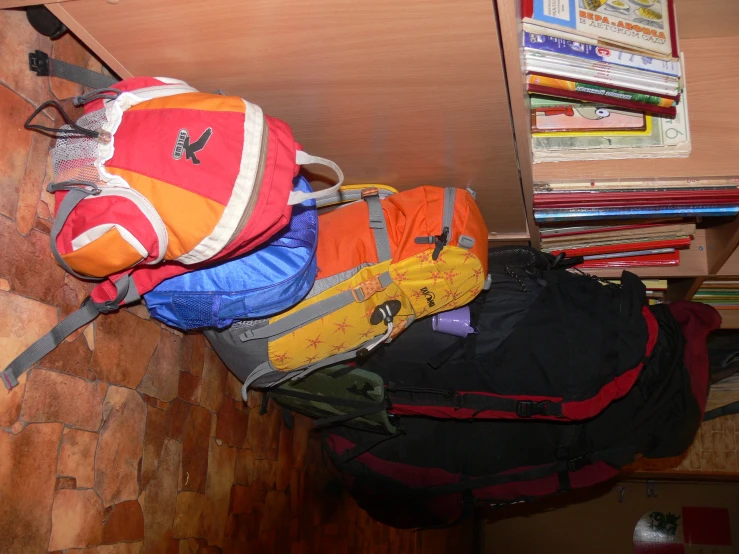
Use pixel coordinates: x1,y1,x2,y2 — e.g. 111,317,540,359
523,31,681,76
523,0,678,58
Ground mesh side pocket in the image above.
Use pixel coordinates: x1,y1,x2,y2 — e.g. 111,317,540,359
172,295,215,329
51,109,107,184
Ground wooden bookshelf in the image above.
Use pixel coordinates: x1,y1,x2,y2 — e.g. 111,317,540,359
581,229,707,279
530,36,739,183
497,0,739,289
719,309,739,329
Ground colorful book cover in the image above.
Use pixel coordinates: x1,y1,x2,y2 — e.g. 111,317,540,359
523,32,681,76
531,95,648,133
531,61,689,157
523,0,678,59
527,74,677,106
532,106,649,134
528,83,677,116
525,53,679,95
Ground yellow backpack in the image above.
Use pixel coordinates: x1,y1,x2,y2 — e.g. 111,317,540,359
205,186,489,392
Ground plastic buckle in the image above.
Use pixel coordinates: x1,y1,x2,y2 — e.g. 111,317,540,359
360,187,379,199
353,276,385,302
515,400,548,418
29,50,50,76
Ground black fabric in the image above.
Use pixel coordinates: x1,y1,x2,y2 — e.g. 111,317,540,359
366,251,649,412
324,302,704,528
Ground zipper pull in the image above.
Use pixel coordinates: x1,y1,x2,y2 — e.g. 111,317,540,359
431,227,449,260
414,227,449,261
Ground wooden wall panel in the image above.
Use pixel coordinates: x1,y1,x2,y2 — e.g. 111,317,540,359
51,0,528,234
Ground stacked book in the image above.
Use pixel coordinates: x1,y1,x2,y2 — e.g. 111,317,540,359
540,219,696,268
693,281,739,310
534,179,739,223
523,0,691,163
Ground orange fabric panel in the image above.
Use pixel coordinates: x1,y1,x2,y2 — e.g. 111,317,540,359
61,227,143,277
106,168,224,259
315,202,378,279
128,92,246,114
390,186,445,262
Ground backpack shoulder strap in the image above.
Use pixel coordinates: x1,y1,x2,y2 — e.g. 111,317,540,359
29,49,118,90
0,275,137,390
703,401,739,421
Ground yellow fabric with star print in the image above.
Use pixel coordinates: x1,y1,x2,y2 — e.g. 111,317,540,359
259,186,489,373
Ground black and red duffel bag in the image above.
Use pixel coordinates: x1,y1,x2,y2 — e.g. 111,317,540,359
322,248,721,528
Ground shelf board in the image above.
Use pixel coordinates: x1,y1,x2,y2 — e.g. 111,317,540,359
584,229,707,278
718,245,739,276
719,309,739,329
531,36,739,183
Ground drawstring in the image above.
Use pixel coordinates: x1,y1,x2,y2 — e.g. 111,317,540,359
73,88,120,106
25,99,101,140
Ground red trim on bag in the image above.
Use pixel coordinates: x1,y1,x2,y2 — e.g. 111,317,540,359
472,461,619,501
389,306,660,422
667,301,722,414
325,435,459,488
390,391,562,421
562,306,658,420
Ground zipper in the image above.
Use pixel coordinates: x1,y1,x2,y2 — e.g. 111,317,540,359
228,115,269,244
94,187,169,264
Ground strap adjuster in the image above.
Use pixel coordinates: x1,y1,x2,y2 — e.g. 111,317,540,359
29,50,50,76
360,188,379,199
516,400,550,418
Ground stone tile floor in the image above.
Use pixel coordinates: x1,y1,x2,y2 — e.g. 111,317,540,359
0,10,423,553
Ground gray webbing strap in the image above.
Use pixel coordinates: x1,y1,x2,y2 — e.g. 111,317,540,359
315,187,395,209
0,300,100,390
240,289,357,341
239,271,394,343
50,187,104,281
48,56,118,90
243,337,379,394
0,275,134,390
364,194,392,262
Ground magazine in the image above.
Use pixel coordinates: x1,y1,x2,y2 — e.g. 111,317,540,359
523,0,678,59
523,32,681,76
532,54,689,161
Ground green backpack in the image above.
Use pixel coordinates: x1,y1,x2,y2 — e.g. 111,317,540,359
268,364,396,434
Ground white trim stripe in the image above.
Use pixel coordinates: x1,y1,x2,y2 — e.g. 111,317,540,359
71,224,148,258
176,100,264,264
88,188,169,264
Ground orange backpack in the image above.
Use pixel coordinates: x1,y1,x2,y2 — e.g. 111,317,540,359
204,186,490,392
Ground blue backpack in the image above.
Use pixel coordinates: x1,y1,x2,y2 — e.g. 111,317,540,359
143,176,318,330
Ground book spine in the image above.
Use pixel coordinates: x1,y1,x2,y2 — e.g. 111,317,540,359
525,58,678,96
523,32,681,76
525,50,680,86
524,33,680,77
527,74,676,106
534,206,739,222
527,84,677,117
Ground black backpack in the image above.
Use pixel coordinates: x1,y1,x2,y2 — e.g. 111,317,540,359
321,247,721,529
